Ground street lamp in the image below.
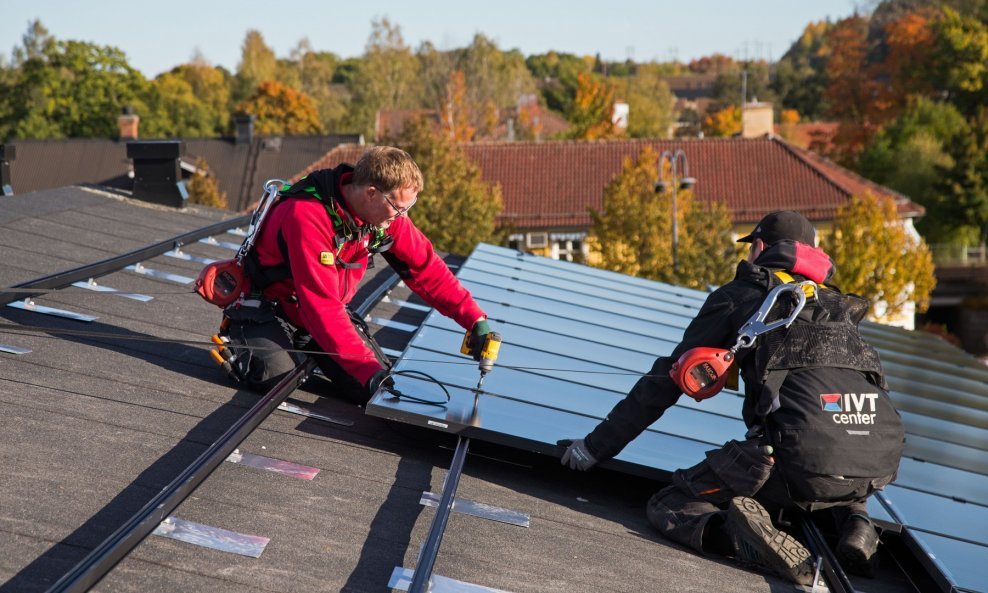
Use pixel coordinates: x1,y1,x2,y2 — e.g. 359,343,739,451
655,149,696,273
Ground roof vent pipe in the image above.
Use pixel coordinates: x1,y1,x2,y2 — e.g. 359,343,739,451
126,141,188,208
0,144,14,196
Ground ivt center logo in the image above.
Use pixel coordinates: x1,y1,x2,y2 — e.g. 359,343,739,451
819,393,879,425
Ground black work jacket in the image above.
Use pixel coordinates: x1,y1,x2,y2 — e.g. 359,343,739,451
584,242,841,461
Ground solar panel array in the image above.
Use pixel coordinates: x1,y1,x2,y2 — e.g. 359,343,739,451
367,244,988,593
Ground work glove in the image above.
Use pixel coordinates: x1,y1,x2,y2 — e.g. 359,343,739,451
366,369,395,397
558,438,597,471
463,318,492,361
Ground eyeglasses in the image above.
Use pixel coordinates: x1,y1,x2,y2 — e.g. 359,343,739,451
381,190,416,217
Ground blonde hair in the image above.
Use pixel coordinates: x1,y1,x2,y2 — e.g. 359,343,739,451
352,146,424,194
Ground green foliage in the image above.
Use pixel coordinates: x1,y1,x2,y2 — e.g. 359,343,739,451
773,21,832,120
396,119,504,255
234,30,277,103
932,7,988,119
186,158,228,208
144,61,232,137
936,105,988,246
857,98,969,242
587,147,738,289
565,72,620,140
525,51,592,115
345,18,422,139
822,193,936,320
614,64,676,138
0,31,148,139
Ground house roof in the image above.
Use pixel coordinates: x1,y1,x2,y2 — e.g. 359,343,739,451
3,186,911,593
5,134,363,213
305,137,923,231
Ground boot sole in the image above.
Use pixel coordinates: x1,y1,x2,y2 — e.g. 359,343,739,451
727,497,815,586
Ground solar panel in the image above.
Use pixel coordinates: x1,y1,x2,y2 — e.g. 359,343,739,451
367,244,988,593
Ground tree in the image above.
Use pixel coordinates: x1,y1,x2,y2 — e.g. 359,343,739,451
346,18,422,138
0,29,148,139
822,193,936,322
396,118,504,255
187,158,228,208
857,97,969,244
234,30,277,102
773,21,832,120
237,80,323,135
587,147,738,289
931,7,988,119
614,64,676,138
703,105,742,137
566,72,620,140
525,51,593,115
936,105,988,248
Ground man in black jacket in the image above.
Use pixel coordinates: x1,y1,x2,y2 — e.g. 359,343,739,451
559,211,904,585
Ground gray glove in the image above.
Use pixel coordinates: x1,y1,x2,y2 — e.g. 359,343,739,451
558,438,597,471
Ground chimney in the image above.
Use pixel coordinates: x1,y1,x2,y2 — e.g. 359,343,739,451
126,141,188,208
118,106,140,140
234,113,255,144
742,102,774,138
0,144,14,196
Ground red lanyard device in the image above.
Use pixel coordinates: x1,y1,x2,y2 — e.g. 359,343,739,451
670,282,813,401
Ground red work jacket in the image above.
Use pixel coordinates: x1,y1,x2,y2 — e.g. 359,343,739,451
251,169,485,386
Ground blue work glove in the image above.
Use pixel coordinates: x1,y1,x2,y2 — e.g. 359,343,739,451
558,438,597,471
464,318,491,361
366,369,395,397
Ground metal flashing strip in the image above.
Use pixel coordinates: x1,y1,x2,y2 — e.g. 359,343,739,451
71,279,153,302
226,228,247,237
0,343,31,354
198,236,242,251
125,263,194,285
383,296,432,312
151,517,269,558
278,400,355,427
388,567,513,593
382,347,403,358
419,491,530,527
225,450,320,480
366,316,418,333
7,299,97,322
164,248,217,265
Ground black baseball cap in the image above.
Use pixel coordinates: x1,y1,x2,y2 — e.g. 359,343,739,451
737,210,816,245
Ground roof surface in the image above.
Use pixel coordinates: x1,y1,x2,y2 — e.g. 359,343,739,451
305,137,923,231
0,185,866,593
5,135,362,212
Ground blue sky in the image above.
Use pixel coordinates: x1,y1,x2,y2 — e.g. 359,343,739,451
0,0,860,78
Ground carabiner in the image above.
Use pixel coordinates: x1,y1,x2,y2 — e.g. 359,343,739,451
732,281,815,350
236,178,288,261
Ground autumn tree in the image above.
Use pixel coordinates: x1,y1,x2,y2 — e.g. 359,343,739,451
703,105,742,137
285,40,349,133
186,158,228,208
566,72,620,140
237,80,323,135
396,118,504,255
525,51,593,115
587,147,737,289
931,7,988,119
822,194,936,322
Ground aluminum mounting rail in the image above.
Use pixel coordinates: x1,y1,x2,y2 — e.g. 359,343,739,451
0,214,250,306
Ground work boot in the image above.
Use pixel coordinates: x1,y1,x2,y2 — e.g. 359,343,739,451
726,497,815,586
836,514,879,577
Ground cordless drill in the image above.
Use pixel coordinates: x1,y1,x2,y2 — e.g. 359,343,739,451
460,329,502,391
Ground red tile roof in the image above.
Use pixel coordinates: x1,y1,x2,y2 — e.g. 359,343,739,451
302,137,923,231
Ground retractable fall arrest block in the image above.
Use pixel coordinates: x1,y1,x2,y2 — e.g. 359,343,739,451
670,281,815,401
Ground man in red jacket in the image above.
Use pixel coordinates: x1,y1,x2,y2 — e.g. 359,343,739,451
222,146,491,403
